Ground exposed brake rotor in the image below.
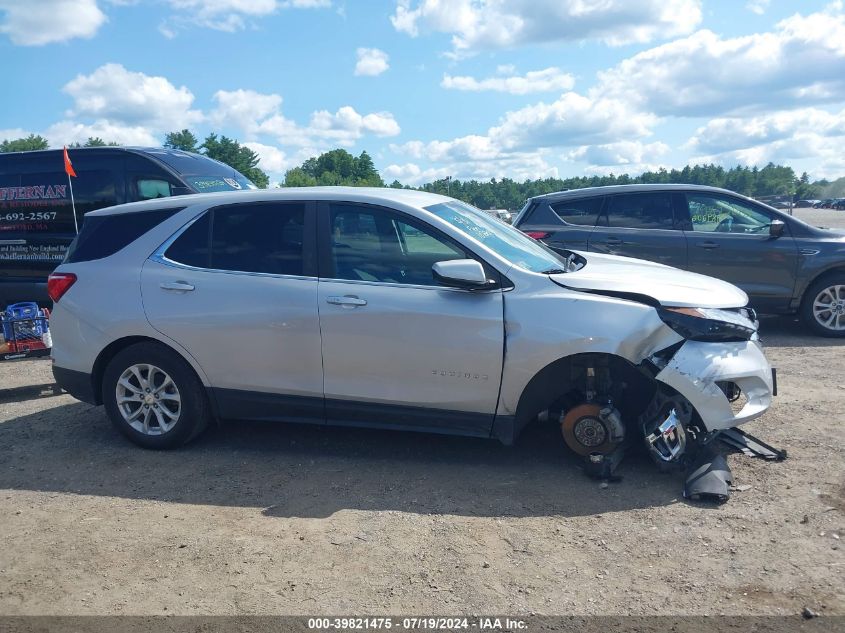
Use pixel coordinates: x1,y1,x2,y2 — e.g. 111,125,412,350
561,403,616,456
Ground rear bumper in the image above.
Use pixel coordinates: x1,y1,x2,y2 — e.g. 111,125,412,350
655,339,774,431
52,365,98,405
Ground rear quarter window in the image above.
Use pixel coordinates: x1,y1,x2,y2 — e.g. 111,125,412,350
65,207,184,263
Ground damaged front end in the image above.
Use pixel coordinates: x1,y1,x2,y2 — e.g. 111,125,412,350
635,311,782,502
539,302,782,503
532,261,784,503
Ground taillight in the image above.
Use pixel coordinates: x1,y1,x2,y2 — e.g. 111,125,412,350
47,272,77,302
523,231,550,240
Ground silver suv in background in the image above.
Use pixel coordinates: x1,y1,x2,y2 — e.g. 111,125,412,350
49,188,776,501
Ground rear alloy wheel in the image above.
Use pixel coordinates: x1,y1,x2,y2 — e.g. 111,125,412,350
801,275,845,337
116,364,182,435
103,342,209,448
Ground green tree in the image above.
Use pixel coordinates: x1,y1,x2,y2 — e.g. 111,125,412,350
200,133,269,188
164,129,200,153
0,134,49,152
283,167,317,187
68,137,120,148
284,148,384,187
353,150,383,186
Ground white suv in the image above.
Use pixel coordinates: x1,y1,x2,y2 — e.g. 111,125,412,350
49,188,775,496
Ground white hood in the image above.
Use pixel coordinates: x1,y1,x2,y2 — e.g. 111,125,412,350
551,252,748,309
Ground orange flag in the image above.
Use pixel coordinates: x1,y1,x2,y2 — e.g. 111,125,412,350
63,146,77,178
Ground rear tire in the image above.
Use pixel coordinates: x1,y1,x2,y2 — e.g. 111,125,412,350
800,274,845,337
103,342,209,448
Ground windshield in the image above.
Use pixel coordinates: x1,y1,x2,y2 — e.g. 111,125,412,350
185,173,257,193
425,200,568,273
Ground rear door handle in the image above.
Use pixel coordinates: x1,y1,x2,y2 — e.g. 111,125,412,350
326,295,367,307
605,237,623,245
160,281,195,292
695,241,719,250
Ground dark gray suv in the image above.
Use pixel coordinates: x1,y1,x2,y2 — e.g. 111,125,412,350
514,184,845,337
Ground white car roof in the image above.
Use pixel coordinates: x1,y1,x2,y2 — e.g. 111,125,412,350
88,186,454,217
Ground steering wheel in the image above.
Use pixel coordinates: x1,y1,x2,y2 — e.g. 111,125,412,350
715,217,733,233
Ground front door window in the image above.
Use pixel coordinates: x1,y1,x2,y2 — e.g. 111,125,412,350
687,194,773,234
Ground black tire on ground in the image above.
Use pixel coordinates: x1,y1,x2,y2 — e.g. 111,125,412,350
102,341,210,449
800,273,845,338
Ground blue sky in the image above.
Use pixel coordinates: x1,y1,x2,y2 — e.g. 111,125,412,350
2,0,844,185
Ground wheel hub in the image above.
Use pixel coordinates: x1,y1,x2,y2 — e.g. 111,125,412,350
573,416,607,447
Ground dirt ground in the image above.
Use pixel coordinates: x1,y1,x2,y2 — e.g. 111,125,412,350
0,208,843,617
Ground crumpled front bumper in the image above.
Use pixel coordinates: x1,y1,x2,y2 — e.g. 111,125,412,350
654,339,774,432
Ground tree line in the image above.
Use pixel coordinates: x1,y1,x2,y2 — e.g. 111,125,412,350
1,131,837,209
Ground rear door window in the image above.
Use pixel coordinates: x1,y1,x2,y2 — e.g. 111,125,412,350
600,193,676,229
165,203,307,276
164,213,211,269
550,197,603,226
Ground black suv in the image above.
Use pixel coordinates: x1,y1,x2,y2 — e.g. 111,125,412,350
514,184,845,337
0,147,256,307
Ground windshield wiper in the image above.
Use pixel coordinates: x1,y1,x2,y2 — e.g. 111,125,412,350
541,268,567,274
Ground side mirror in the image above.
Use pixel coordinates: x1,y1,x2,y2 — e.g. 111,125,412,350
432,259,490,290
769,219,786,238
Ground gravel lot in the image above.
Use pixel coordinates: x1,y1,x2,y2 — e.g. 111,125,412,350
0,207,843,617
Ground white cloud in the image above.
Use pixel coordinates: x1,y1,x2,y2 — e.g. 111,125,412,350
392,91,654,164
242,141,294,174
0,128,30,142
162,0,329,33
63,63,202,130
746,0,770,15
383,162,451,185
488,92,655,152
385,87,669,183
355,48,390,76
384,154,558,185
687,108,845,155
596,7,845,117
43,119,159,147
0,0,107,45
210,89,283,136
391,0,701,54
569,141,670,166
388,91,652,181
686,108,845,178
309,107,400,139
441,67,574,95
211,89,400,151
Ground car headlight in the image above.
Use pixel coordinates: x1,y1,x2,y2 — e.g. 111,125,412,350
658,307,757,342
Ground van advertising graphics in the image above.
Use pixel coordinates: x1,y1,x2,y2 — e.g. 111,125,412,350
0,243,66,261
0,183,69,233
0,184,68,203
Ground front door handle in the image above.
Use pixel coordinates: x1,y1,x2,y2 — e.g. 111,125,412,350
326,295,367,307
695,241,720,250
160,281,195,292
605,237,623,246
